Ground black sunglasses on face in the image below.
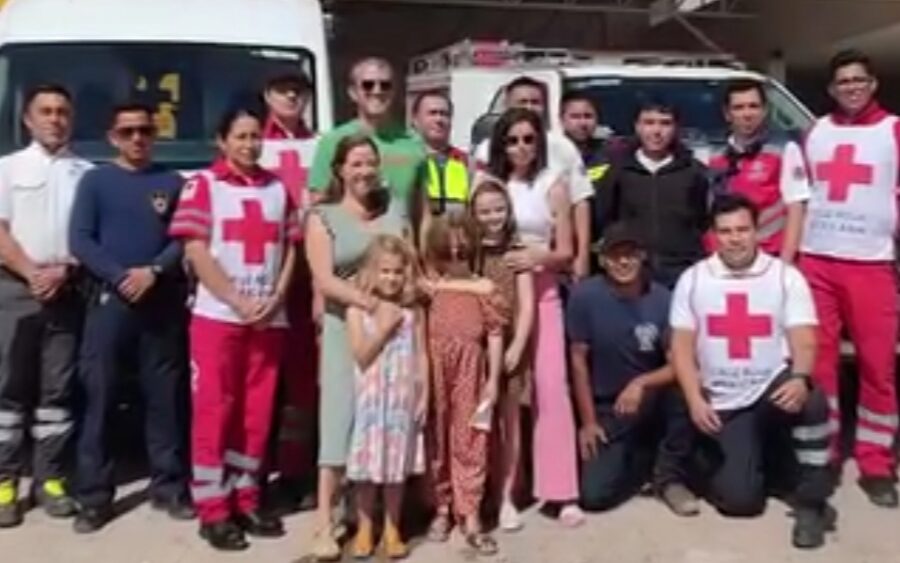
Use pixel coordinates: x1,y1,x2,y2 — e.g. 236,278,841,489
505,133,536,147
360,79,392,93
115,125,156,139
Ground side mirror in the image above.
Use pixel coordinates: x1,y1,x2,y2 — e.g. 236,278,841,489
470,112,501,150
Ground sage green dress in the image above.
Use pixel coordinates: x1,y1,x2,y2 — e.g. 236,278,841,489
313,203,406,466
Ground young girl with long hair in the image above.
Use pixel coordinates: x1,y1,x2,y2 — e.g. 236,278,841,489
345,235,428,560
487,108,584,527
423,214,505,556
468,179,535,532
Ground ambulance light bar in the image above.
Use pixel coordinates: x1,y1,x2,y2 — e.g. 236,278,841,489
408,39,742,75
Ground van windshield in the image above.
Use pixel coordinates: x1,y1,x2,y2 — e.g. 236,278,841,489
564,77,812,146
0,42,316,168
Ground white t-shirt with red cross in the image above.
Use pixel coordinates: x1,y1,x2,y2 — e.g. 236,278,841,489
802,105,900,261
169,160,301,327
670,252,817,411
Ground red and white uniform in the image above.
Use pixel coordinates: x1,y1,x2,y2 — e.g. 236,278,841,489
799,102,900,478
706,135,811,255
671,252,817,411
170,160,301,523
261,128,320,483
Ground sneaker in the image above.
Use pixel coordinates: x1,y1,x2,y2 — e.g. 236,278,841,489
792,506,827,549
0,480,21,528
37,479,76,518
311,527,342,561
73,505,112,534
199,520,249,552
499,501,523,532
859,476,899,508
660,483,700,517
150,493,196,521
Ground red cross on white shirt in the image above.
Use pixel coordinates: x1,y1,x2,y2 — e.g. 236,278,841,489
815,144,874,202
222,200,280,265
706,293,773,360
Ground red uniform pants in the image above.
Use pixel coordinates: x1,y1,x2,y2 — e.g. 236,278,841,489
275,269,318,479
189,315,285,523
799,255,898,478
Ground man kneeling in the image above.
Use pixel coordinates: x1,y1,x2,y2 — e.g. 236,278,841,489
670,194,835,549
568,222,698,516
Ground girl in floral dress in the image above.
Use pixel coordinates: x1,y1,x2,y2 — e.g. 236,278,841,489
345,235,428,560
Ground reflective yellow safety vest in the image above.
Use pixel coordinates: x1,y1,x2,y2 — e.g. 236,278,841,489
426,148,470,214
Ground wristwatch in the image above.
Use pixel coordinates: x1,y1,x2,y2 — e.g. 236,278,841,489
151,264,164,276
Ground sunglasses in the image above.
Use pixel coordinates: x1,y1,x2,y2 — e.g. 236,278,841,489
115,125,155,139
505,133,536,147
360,79,392,93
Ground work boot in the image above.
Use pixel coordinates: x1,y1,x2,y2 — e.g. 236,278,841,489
859,477,899,508
351,520,374,559
36,478,76,518
659,483,700,517
150,492,196,521
0,479,22,528
792,505,830,549
382,519,409,560
233,510,285,538
199,520,249,551
73,505,112,534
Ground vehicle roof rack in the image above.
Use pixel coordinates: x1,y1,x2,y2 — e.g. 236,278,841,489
408,39,743,76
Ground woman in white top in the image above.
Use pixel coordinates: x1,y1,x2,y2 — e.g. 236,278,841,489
486,108,584,528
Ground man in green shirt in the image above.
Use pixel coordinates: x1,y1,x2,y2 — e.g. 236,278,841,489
309,57,426,219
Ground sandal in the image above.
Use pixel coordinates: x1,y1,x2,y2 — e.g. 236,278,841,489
464,531,499,556
426,512,452,543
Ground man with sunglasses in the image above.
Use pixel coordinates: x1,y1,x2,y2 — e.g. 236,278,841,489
69,102,193,533
309,57,426,219
0,84,91,528
799,49,900,507
262,72,314,141
475,76,594,280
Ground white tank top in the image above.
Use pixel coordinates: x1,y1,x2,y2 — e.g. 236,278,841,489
507,167,561,249
802,115,899,261
688,254,789,410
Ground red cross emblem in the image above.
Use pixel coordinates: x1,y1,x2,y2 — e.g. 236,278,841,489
706,293,773,360
222,200,280,265
274,149,308,208
815,144,874,202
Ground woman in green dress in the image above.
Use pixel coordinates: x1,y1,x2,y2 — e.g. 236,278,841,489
304,134,406,560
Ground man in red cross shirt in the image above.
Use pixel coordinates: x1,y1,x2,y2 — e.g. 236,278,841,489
671,194,834,549
261,72,319,509
799,49,900,507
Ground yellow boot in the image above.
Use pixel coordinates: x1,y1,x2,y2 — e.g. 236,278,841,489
382,519,408,560
351,520,374,559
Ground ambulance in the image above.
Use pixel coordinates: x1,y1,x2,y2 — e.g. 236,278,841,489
0,0,331,173
406,40,814,157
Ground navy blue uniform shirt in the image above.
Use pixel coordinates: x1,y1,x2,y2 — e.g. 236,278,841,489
70,163,183,286
566,275,671,404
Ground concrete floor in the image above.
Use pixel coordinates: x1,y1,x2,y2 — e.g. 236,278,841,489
2,466,900,563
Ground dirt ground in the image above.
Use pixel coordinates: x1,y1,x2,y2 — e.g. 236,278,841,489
2,465,900,563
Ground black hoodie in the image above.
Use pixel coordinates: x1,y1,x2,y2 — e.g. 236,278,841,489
595,144,710,288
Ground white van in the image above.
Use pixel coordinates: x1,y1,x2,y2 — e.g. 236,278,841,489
407,40,814,156
0,0,332,168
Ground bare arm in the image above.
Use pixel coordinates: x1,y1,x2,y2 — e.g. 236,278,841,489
509,271,535,354
633,364,676,389
780,202,806,263
274,244,297,302
184,239,241,308
786,324,816,376
570,342,597,428
346,306,399,371
414,307,430,421
484,330,504,404
671,329,704,406
524,179,574,271
573,200,591,279
304,212,371,310
0,221,36,280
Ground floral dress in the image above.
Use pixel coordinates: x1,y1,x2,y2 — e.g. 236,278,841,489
347,309,423,484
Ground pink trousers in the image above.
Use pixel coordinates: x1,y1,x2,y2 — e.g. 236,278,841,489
531,272,579,501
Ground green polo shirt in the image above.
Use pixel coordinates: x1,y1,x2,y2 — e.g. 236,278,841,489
309,119,427,210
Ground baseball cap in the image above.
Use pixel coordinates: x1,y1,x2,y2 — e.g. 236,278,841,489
595,222,644,254
265,71,312,93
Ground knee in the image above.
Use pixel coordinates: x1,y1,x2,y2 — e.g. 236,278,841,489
712,484,765,517
580,468,629,511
